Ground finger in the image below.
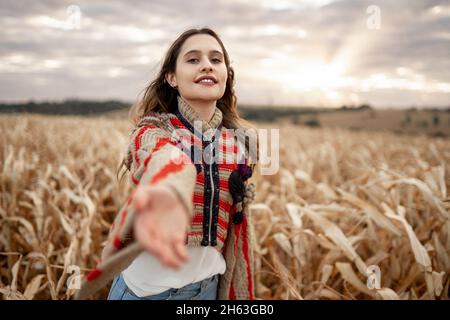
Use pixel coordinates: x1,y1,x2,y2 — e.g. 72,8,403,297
146,231,179,269
172,239,189,263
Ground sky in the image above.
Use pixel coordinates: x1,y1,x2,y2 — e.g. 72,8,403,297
1,0,450,108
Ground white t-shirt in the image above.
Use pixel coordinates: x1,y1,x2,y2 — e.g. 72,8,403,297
122,246,226,297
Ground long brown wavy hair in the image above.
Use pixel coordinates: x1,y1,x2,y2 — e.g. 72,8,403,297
117,27,259,184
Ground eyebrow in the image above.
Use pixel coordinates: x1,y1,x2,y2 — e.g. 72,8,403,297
183,50,224,57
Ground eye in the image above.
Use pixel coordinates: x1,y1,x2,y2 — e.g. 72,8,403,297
188,58,199,63
212,58,222,63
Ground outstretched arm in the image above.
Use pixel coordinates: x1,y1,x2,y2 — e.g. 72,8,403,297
106,125,197,267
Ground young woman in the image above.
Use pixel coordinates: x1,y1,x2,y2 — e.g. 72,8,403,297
75,27,258,300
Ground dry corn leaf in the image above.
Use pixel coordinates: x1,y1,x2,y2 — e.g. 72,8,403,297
50,203,75,236
335,262,375,297
24,274,45,300
303,207,367,275
376,288,400,300
11,255,22,292
337,188,401,236
286,203,302,228
381,203,432,271
273,232,293,257
318,288,341,299
271,249,303,300
388,178,449,219
320,264,333,284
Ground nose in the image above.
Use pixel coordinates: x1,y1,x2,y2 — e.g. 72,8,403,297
200,57,213,72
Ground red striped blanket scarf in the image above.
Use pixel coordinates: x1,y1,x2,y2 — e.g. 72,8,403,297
74,96,257,300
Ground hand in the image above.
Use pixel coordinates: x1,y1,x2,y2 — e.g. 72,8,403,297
133,184,190,270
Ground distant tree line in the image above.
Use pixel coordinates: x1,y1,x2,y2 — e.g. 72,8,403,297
0,99,326,122
238,107,320,122
1,100,448,123
0,99,130,115
339,104,373,111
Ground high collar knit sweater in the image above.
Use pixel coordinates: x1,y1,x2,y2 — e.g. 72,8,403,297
74,96,257,300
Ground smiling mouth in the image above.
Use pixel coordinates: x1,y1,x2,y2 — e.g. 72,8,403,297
196,79,216,86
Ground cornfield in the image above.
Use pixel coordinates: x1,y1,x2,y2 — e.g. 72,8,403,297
0,113,449,300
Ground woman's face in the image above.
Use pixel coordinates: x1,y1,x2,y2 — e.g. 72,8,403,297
167,34,228,103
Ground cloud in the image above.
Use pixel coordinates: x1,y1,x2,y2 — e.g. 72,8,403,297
0,0,449,107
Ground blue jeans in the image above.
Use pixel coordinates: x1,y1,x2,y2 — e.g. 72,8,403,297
107,273,219,300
